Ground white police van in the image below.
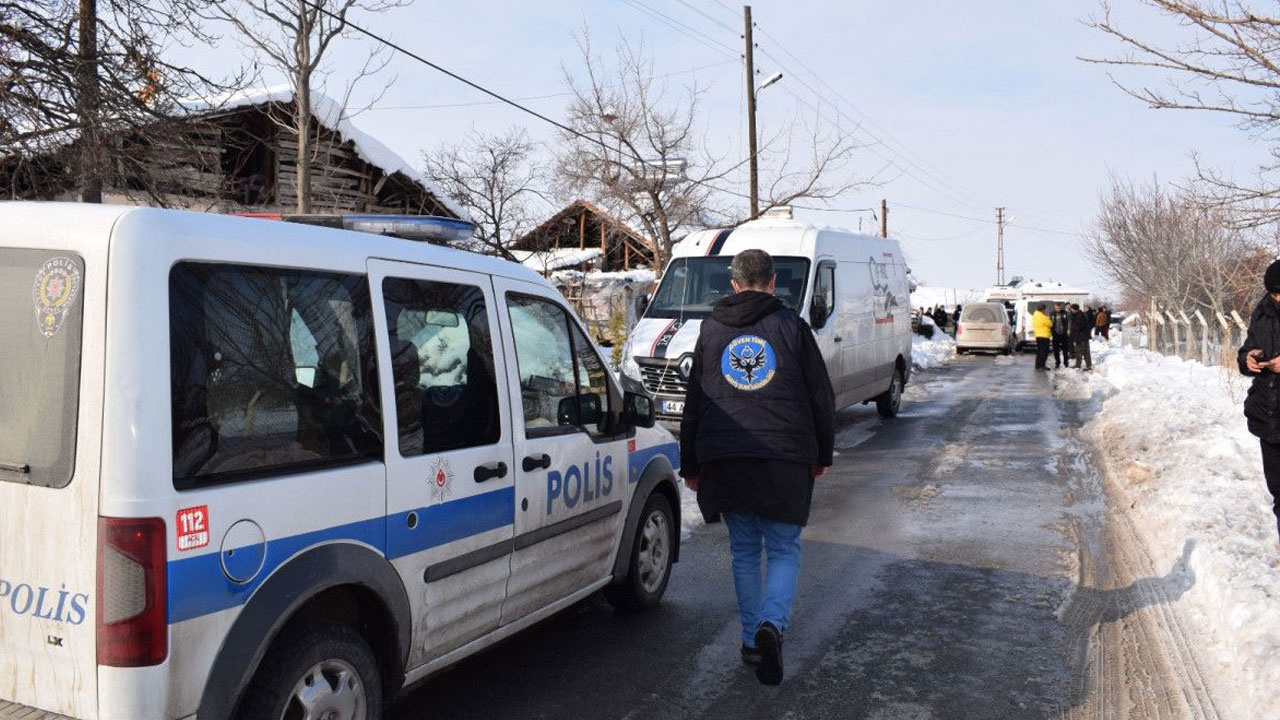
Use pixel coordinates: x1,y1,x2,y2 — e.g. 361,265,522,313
0,203,681,720
620,208,913,425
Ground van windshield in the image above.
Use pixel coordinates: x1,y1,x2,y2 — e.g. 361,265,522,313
0,249,85,488
646,256,811,319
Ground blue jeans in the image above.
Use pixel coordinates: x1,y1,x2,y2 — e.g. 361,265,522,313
723,512,803,647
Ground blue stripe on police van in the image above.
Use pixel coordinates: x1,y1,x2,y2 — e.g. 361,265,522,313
167,486,515,624
705,228,733,256
385,486,515,561
628,442,680,484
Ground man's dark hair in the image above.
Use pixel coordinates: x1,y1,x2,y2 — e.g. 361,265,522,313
1037,303,1047,312
731,249,774,289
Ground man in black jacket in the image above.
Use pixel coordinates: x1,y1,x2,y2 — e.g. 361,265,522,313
1070,303,1093,370
1239,259,1280,542
680,249,835,686
1050,301,1072,368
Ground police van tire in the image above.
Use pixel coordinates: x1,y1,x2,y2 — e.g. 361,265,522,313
875,366,904,418
238,621,382,720
605,493,674,611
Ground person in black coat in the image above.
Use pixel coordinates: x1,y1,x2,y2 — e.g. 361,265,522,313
680,248,835,686
1070,303,1093,370
1050,301,1072,368
1238,259,1280,542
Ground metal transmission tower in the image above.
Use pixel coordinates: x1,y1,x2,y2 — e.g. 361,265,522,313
996,207,1006,285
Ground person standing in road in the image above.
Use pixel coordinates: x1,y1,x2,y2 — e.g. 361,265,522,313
1070,303,1093,370
1238,260,1280,543
1032,303,1052,370
1050,301,1072,369
680,248,836,686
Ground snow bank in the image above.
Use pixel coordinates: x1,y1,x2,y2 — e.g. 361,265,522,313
912,325,956,370
1055,342,1280,717
180,85,468,220
511,248,602,273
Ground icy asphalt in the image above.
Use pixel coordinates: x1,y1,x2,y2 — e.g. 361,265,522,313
391,354,1218,720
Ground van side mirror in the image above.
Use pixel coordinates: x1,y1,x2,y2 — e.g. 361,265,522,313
636,293,651,316
810,296,829,329
557,393,603,427
620,391,655,429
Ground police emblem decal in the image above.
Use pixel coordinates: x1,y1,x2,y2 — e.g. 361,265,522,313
31,257,81,338
720,335,776,391
428,457,454,504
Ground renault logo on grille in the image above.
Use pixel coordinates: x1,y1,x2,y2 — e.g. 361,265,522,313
678,355,694,378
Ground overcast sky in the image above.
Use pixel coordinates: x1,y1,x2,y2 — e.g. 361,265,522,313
193,0,1265,297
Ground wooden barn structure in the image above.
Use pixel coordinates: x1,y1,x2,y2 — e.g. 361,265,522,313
512,200,655,272
0,87,462,218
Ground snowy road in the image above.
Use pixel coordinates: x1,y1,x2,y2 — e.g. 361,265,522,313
390,355,1222,719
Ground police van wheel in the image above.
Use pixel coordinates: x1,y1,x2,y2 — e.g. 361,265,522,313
875,367,903,418
605,493,674,611
238,622,382,720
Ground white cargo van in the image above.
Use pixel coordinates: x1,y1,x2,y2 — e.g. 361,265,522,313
620,210,914,425
0,203,681,720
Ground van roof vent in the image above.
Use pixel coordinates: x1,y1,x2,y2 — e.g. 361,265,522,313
761,205,793,220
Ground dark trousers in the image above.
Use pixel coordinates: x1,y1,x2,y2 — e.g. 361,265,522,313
1051,335,1071,366
1259,439,1280,540
1073,337,1092,369
1034,337,1050,369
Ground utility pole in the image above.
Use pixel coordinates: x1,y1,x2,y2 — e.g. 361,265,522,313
77,0,101,203
996,207,1006,285
744,5,758,219
880,199,888,238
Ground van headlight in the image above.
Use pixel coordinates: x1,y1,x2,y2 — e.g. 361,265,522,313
622,355,642,381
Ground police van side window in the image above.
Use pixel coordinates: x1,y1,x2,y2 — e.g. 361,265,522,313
569,321,616,439
382,277,501,456
169,263,382,489
507,295,579,437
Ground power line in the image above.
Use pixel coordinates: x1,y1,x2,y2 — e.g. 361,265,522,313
617,0,740,59
369,59,739,111
674,0,737,34
295,0,763,205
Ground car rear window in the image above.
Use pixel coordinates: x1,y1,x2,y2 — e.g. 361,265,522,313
0,249,85,488
961,305,1003,323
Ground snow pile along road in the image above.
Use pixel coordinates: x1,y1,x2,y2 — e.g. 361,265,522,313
911,328,956,370
1055,339,1280,718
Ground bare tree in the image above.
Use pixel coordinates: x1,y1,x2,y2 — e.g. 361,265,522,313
1,0,239,202
1083,1,1280,224
554,32,863,272
423,127,549,259
1086,174,1265,314
205,0,404,213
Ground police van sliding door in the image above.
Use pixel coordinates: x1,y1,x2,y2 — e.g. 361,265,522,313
368,260,516,669
492,278,630,623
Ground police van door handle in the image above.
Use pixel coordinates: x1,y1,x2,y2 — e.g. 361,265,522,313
522,454,551,472
834,335,843,342
474,461,508,483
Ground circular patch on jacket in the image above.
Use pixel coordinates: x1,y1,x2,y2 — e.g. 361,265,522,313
721,335,776,391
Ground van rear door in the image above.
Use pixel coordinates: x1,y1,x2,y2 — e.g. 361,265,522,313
0,240,103,718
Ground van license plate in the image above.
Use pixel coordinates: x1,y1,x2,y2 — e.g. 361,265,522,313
661,400,685,414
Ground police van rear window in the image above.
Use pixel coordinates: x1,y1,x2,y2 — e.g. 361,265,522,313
0,249,84,488
169,263,383,489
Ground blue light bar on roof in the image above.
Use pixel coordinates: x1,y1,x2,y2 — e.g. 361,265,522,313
279,214,475,244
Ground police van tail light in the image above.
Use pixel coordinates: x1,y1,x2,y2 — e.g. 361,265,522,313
97,517,168,667
956,323,963,336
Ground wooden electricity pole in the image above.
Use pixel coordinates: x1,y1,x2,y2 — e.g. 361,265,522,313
77,0,101,203
996,207,1006,285
881,199,887,238
744,5,758,219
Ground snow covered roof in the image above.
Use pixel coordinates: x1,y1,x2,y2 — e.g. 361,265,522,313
181,85,468,220
1010,278,1089,295
511,247,603,272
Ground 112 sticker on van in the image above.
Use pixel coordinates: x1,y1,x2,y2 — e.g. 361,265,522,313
176,506,210,551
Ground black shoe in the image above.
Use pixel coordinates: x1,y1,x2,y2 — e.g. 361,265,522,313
741,644,762,665
754,622,784,685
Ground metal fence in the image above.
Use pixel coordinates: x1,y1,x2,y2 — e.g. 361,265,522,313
1124,306,1249,368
